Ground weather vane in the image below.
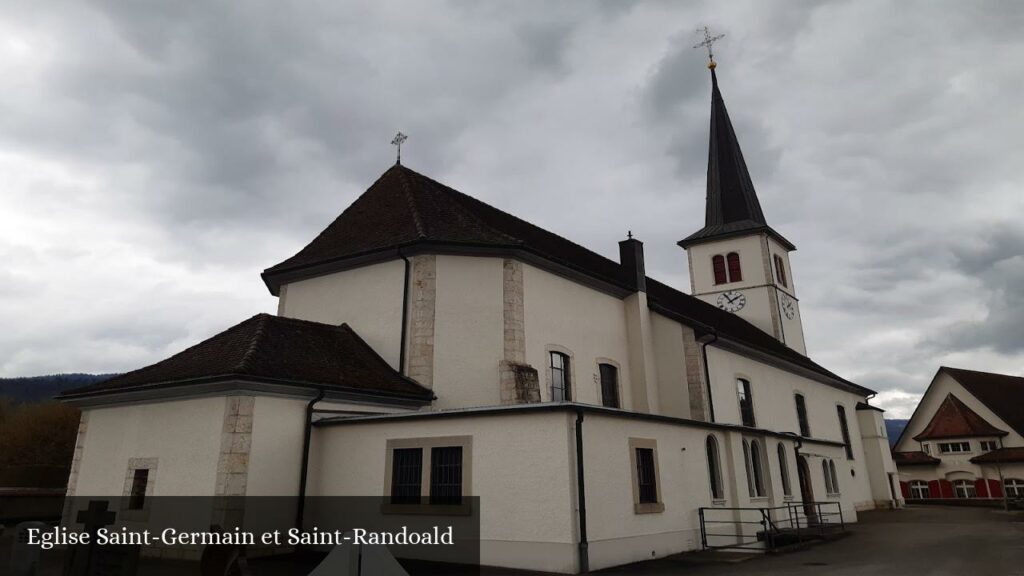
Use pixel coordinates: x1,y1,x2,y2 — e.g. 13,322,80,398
693,26,725,69
391,132,408,165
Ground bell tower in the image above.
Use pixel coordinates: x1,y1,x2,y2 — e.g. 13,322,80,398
678,58,807,354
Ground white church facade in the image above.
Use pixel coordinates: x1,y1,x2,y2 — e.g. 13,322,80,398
60,65,901,573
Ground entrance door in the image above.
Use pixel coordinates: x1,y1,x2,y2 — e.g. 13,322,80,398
796,454,818,524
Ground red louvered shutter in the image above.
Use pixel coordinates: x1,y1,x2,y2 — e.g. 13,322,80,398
975,478,989,498
726,252,742,282
928,480,940,498
989,478,1003,498
712,255,727,284
899,481,910,498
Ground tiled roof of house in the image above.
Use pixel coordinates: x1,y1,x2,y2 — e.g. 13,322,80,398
59,314,433,402
942,367,1024,438
970,446,1024,464
891,451,940,466
262,164,871,396
912,393,1008,441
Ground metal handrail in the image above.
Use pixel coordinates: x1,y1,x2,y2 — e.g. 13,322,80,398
698,501,847,552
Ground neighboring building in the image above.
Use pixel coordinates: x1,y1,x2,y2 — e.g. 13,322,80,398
893,367,1024,502
59,62,900,573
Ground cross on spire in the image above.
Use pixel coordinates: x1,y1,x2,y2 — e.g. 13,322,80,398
693,26,725,69
391,132,407,165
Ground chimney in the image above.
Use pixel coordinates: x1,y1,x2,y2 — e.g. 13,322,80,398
619,233,646,292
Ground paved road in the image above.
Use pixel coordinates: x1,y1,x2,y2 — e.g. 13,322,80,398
596,506,1024,576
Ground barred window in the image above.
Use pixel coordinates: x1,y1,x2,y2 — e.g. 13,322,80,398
390,448,423,505
128,468,149,511
635,448,658,504
737,379,755,427
429,446,463,505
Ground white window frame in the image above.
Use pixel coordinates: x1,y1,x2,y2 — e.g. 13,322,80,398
909,480,929,499
1005,478,1024,498
952,479,976,499
938,441,971,454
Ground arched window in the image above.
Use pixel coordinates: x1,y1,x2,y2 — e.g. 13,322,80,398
909,480,929,499
953,479,976,499
822,460,833,494
726,252,742,282
749,440,766,498
1005,478,1024,498
829,460,839,494
742,441,754,497
712,255,727,285
777,443,792,497
774,254,788,287
549,351,571,402
706,436,724,500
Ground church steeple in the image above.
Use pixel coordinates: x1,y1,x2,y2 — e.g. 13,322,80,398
678,67,794,250
679,59,806,354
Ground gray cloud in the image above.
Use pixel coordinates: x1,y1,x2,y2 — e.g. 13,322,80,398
1,0,1023,419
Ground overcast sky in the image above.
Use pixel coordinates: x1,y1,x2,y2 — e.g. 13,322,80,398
2,1,1022,417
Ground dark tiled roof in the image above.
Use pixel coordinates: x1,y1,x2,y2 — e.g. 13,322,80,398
891,451,940,466
912,393,1008,441
943,367,1024,438
971,447,1024,464
59,314,433,401
262,164,627,291
677,69,793,250
263,164,869,396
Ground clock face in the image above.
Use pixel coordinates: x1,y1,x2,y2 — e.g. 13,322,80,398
781,295,796,319
716,290,746,313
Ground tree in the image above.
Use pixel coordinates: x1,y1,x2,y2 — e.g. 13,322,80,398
0,399,81,468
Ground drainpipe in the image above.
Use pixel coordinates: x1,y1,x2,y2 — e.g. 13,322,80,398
697,331,718,423
574,407,589,573
296,388,326,530
398,249,411,376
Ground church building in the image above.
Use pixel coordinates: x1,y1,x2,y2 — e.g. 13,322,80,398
893,367,1024,502
60,62,900,573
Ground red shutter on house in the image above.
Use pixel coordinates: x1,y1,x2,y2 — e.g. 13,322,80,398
939,480,954,498
975,478,989,498
899,481,910,498
928,480,940,498
989,479,1003,498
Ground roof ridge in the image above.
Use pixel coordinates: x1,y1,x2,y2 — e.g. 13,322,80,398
237,313,270,373
403,167,522,246
396,166,427,239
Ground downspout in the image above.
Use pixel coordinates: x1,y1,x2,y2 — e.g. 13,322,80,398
296,387,326,530
574,407,589,573
698,331,719,423
398,249,411,376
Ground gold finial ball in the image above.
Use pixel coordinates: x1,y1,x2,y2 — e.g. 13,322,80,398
708,60,717,70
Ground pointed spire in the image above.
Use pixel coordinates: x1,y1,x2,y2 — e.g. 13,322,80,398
705,67,765,227
679,66,794,250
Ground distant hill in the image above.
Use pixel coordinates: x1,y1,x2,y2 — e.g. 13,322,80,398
0,374,116,403
885,419,908,447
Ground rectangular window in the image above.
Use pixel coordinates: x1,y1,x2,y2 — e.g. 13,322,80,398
737,379,755,427
599,363,620,408
980,440,998,452
795,394,810,437
938,442,971,454
837,405,853,459
550,351,571,402
635,448,658,504
429,447,463,505
922,443,930,455
390,448,423,504
128,468,149,511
